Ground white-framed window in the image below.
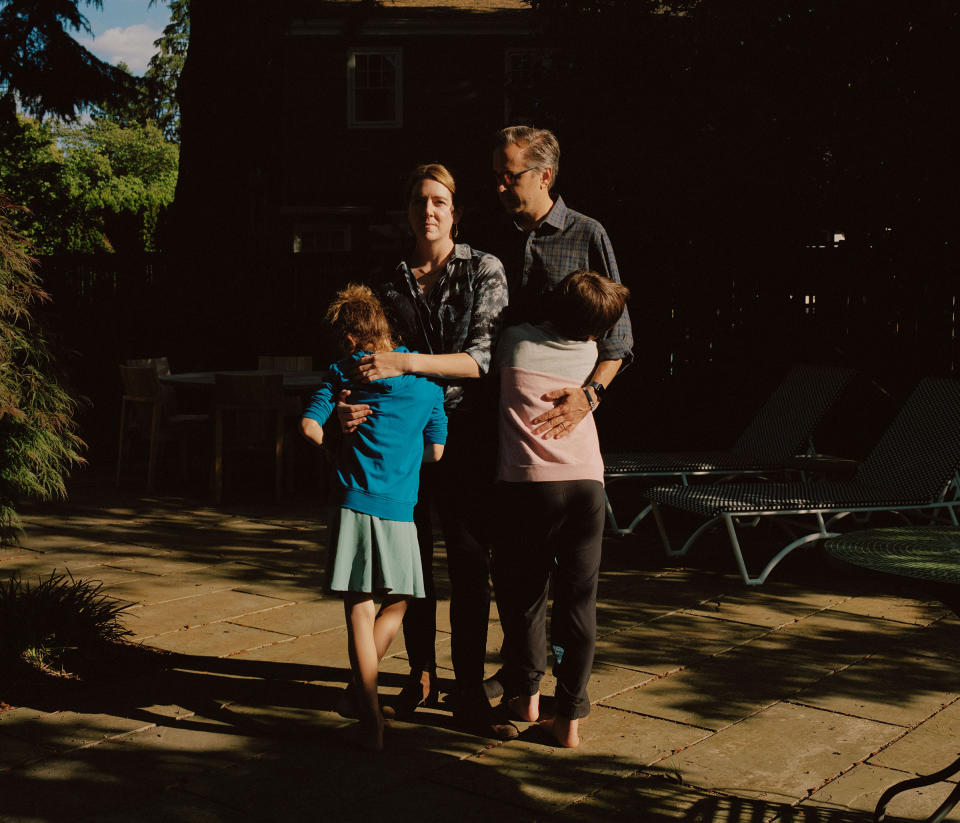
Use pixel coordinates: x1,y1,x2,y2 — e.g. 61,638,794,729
347,48,403,128
292,223,352,254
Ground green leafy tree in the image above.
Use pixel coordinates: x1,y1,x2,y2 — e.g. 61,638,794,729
0,115,178,253
94,1,189,142
0,193,85,546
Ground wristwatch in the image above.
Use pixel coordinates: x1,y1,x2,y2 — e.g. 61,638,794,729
587,381,606,403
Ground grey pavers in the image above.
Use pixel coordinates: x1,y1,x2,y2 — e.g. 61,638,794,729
123,589,292,639
657,702,899,803
226,597,343,635
600,644,830,731
551,772,730,822
0,732,54,770
593,611,770,674
827,593,951,626
870,698,960,775
0,709,154,754
800,762,957,821
684,584,851,628
6,481,960,822
143,622,291,657
792,650,960,726
229,626,353,668
731,607,918,673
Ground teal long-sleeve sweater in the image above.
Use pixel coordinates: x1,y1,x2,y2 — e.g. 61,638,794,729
303,348,447,522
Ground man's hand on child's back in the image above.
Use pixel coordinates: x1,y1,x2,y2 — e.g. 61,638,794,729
336,389,372,433
531,388,590,439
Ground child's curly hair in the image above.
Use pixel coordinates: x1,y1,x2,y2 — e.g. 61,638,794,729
325,283,397,354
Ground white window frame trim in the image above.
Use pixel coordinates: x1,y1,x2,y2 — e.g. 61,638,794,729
347,47,403,129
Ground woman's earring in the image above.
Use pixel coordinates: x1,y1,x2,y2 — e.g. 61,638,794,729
453,224,459,240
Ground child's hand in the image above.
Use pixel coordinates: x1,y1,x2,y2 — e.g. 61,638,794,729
336,389,372,433
352,352,409,382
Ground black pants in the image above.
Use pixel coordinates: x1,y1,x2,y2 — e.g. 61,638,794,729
494,479,604,720
402,410,497,693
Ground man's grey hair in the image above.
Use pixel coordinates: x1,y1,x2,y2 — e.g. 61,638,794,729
495,126,560,190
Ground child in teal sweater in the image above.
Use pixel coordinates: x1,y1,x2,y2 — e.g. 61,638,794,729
302,284,447,750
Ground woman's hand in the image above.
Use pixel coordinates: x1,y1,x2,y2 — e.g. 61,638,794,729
530,388,591,439
351,352,411,383
336,389,372,433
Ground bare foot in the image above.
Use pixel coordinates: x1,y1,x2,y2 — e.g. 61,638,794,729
346,717,384,752
507,692,540,722
541,715,580,747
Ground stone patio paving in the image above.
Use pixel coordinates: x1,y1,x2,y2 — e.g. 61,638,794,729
1,472,959,822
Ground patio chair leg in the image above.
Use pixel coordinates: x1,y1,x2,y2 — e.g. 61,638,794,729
677,515,723,558
651,502,673,554
604,490,621,533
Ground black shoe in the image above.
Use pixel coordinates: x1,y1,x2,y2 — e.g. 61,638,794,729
393,670,438,717
481,671,505,702
455,699,519,740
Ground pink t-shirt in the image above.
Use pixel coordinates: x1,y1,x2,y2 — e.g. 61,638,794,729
496,323,604,484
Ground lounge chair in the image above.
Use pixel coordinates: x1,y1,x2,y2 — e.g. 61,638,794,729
645,377,960,585
603,365,857,534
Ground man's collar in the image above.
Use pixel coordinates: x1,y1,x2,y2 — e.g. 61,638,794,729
513,195,566,234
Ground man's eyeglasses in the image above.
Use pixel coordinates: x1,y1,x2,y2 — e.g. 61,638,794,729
493,167,537,187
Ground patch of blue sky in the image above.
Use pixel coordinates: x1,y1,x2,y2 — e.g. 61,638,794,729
76,0,173,76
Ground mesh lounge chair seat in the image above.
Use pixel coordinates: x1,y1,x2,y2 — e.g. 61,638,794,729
604,365,857,533
646,377,960,585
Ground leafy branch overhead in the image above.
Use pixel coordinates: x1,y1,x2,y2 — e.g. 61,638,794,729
0,0,132,121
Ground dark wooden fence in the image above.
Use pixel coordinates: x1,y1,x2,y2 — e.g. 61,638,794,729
34,237,959,465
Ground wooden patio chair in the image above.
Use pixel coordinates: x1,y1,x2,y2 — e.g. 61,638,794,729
214,371,285,503
116,364,210,490
646,377,960,585
603,364,858,534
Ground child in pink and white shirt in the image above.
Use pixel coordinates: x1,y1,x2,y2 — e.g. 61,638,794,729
493,269,630,747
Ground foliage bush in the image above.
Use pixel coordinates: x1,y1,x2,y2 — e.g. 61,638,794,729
0,571,131,673
0,193,85,545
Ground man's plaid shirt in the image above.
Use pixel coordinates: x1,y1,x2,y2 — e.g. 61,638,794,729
500,196,633,368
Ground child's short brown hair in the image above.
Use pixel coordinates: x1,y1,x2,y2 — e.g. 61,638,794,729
325,283,396,354
549,269,630,341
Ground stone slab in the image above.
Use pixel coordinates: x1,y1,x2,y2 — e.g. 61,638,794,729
93,789,245,823
741,604,931,675
551,771,723,822
593,612,769,675
0,709,154,754
143,623,290,657
229,628,352,670
427,705,707,816
685,585,850,628
601,645,830,731
123,589,290,639
793,650,960,726
657,702,900,803
828,594,950,627
227,598,344,636
801,761,959,821
870,699,960,776
0,731,54,770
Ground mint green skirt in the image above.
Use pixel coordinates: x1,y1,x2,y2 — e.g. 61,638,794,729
326,506,425,597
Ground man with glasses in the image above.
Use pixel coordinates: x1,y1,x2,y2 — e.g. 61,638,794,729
491,125,633,437
485,125,633,705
